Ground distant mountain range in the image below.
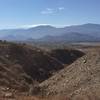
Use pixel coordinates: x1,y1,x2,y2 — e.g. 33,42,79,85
0,23,100,42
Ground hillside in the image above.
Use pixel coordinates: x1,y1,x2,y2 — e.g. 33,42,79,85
0,41,85,99
38,32,100,42
39,46,100,99
0,23,100,42
0,41,100,100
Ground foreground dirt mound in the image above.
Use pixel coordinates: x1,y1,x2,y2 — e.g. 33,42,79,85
39,47,100,98
9,43,84,82
0,42,84,97
0,41,100,99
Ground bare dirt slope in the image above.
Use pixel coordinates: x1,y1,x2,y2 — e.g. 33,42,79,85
0,41,100,99
39,47,100,99
0,41,84,99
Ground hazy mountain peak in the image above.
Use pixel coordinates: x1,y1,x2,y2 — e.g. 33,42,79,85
32,25,56,29
85,23,99,25
82,23,100,26
0,23,100,41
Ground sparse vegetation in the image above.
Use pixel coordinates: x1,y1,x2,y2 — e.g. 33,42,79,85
0,41,100,99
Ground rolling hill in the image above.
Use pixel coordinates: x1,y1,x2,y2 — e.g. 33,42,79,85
0,41,100,99
0,23,100,42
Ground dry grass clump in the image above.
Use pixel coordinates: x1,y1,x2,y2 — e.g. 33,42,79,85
16,95,70,100
4,94,100,100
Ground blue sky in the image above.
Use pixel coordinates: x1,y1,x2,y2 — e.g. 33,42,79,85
0,0,100,29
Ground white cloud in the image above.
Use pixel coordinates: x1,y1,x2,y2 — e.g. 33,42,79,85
41,8,54,14
41,7,65,15
58,7,65,11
